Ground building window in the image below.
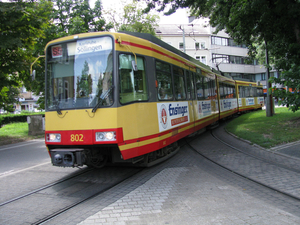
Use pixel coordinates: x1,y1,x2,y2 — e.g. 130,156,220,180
201,56,206,64
195,42,199,50
196,56,207,65
212,53,257,65
212,36,246,48
201,42,205,49
212,54,229,64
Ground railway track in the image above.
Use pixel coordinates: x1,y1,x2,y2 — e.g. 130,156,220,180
185,127,300,202
0,167,93,207
0,166,143,225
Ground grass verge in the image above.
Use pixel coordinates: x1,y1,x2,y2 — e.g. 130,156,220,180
0,122,43,146
226,107,300,148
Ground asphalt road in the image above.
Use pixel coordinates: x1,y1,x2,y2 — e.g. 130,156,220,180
0,138,49,174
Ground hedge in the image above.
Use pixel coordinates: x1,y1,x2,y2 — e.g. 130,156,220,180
0,112,45,127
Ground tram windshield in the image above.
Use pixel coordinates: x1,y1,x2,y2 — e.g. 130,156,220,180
45,36,113,111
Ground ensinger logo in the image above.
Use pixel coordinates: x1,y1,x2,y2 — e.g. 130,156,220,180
169,104,188,116
160,104,168,129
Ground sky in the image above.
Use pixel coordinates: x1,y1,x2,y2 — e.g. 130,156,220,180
89,0,190,24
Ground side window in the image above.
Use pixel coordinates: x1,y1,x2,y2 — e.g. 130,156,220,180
219,82,226,99
232,84,236,98
245,86,250,97
203,77,210,100
196,72,204,100
211,79,217,99
230,84,235,98
173,66,186,100
239,86,245,97
258,87,263,97
187,71,195,100
156,61,173,100
250,87,256,97
119,54,148,104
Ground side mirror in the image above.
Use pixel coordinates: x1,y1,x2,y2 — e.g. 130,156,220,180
132,60,138,71
31,70,36,81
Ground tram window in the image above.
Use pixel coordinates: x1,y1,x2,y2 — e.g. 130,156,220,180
257,87,263,97
195,73,204,100
119,54,148,104
219,82,224,99
203,77,210,100
187,71,195,100
211,79,217,99
252,87,257,97
226,84,231,98
173,66,186,100
232,84,236,98
156,61,173,100
239,86,245,97
245,86,250,97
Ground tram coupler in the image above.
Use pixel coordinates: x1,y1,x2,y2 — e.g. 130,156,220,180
50,149,85,167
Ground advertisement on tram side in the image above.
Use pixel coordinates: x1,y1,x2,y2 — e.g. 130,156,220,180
220,99,238,112
157,102,190,132
197,100,212,119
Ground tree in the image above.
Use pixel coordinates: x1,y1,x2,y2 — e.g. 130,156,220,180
144,0,300,111
106,0,159,35
0,0,52,112
50,0,112,36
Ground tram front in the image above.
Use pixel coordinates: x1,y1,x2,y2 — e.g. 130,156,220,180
44,34,121,168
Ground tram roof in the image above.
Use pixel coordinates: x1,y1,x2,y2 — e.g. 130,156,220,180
119,31,221,75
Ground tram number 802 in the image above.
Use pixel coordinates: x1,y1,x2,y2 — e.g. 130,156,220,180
70,134,84,142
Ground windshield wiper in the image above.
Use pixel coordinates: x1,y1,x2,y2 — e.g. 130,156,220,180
55,100,62,115
92,85,114,113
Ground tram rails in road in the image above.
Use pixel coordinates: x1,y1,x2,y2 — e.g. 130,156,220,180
0,166,142,225
211,125,300,174
0,167,92,207
186,125,300,202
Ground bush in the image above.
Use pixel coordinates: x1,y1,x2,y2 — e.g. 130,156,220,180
0,111,44,127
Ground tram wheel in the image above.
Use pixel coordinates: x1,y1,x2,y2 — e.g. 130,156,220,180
86,154,108,169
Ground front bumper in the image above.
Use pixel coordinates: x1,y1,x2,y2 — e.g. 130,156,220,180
50,149,85,167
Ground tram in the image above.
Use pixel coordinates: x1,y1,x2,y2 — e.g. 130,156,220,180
236,80,264,112
42,31,264,168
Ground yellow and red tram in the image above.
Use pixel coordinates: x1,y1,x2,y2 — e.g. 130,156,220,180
236,80,264,112
43,31,263,168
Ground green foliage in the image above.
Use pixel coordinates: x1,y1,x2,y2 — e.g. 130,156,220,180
271,64,300,112
0,0,52,111
0,86,20,112
50,0,112,36
0,112,44,127
107,0,159,35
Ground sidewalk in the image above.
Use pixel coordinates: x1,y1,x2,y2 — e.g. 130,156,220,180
73,130,300,225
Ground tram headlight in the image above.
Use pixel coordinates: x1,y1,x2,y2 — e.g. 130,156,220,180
46,133,61,142
95,131,116,142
